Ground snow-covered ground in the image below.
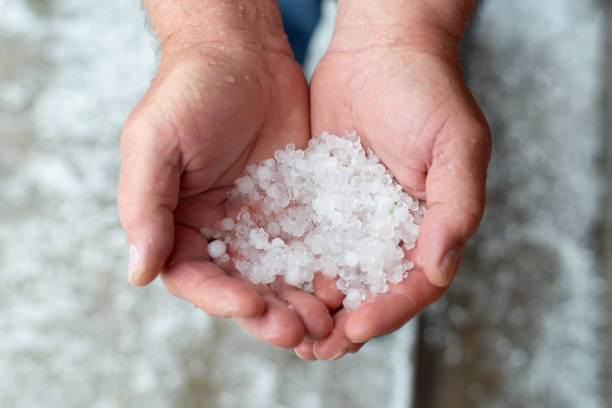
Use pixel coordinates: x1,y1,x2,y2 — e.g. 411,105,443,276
0,1,415,407
419,1,607,407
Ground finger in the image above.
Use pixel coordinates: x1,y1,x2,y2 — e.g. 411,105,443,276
280,289,333,340
118,104,181,286
233,295,306,349
344,267,446,343
165,224,209,266
313,273,344,311
312,310,364,360
162,225,265,317
294,339,316,361
419,113,491,286
162,261,265,318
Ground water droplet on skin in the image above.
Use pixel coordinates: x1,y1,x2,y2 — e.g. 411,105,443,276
243,75,250,81
224,75,236,83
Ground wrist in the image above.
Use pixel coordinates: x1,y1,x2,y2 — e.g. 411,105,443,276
144,0,289,55
330,0,477,53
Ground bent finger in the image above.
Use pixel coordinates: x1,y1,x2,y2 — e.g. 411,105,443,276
233,295,306,348
419,113,491,287
118,103,181,286
294,339,316,361
162,225,264,317
280,289,334,340
313,273,344,311
344,267,446,343
313,310,364,360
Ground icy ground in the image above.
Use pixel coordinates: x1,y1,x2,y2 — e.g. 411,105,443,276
418,1,607,407
0,1,415,407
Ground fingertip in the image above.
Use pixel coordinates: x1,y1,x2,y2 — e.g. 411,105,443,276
281,290,333,340
345,293,417,343
294,340,316,361
418,225,464,288
313,273,344,311
118,114,180,287
421,257,452,288
234,296,306,349
417,206,469,288
344,321,368,345
127,234,173,287
436,247,462,286
128,244,146,286
312,310,362,360
421,114,488,287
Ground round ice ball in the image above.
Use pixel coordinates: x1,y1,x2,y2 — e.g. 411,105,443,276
236,176,255,194
208,240,227,258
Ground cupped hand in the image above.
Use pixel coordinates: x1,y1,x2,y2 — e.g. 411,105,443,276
118,37,332,348
298,35,491,359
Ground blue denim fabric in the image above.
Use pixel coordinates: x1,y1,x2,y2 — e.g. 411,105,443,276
278,0,476,71
278,0,322,64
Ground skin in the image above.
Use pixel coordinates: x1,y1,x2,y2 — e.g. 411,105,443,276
118,0,333,348
118,0,490,357
298,0,491,360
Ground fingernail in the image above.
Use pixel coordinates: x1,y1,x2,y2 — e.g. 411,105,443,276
329,350,346,361
128,244,141,284
440,248,462,285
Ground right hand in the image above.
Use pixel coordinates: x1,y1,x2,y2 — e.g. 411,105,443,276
118,26,332,348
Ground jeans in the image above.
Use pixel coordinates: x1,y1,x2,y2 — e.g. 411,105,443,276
278,0,322,64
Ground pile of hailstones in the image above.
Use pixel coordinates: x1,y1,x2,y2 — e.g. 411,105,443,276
202,132,425,309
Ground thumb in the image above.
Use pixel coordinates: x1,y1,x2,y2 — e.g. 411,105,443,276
419,113,491,287
118,105,180,286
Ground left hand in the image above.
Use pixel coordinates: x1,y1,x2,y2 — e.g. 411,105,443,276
296,21,491,360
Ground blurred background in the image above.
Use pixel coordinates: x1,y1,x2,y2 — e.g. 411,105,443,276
0,0,608,407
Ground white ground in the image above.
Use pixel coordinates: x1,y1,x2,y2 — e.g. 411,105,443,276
421,1,606,407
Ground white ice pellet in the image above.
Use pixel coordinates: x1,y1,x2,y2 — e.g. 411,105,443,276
203,132,425,309
343,251,359,268
344,288,363,310
236,176,255,194
265,221,281,238
207,240,227,258
284,268,303,287
256,166,273,181
249,228,269,250
220,218,235,231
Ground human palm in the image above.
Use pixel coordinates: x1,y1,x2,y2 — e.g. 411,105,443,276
118,43,332,348
296,44,491,359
